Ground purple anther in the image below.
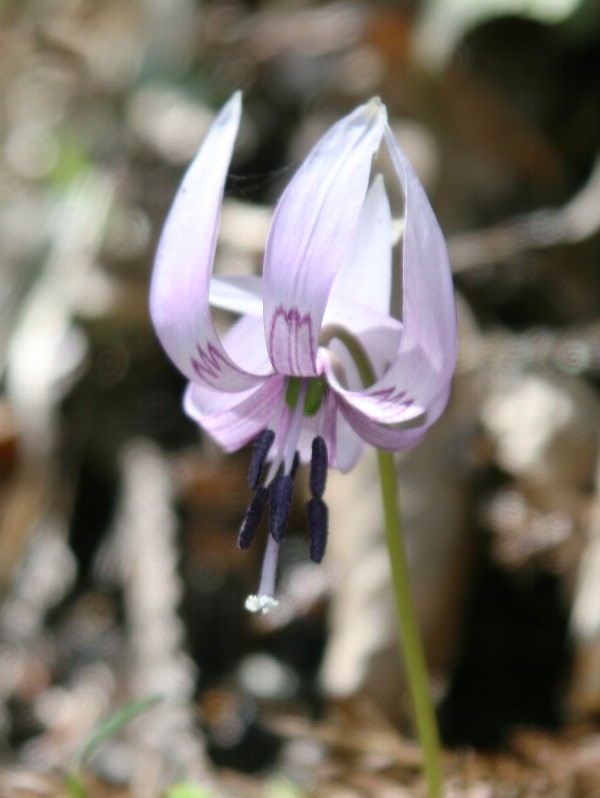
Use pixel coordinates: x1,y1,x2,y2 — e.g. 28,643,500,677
238,486,268,549
269,474,293,543
307,496,328,563
309,436,328,498
248,429,275,490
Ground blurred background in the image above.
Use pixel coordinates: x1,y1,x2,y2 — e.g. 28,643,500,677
0,0,599,795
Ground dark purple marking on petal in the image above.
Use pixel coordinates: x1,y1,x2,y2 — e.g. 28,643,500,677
248,429,275,489
238,486,269,549
309,436,328,498
268,305,316,375
307,497,328,563
367,387,408,404
191,341,247,385
366,387,416,416
269,474,293,543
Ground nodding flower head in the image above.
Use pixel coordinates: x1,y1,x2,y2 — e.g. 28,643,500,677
149,92,457,613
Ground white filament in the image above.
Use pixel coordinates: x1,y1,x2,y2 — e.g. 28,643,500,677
245,532,281,615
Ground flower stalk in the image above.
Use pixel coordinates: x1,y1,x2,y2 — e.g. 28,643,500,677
377,449,443,798
330,325,442,798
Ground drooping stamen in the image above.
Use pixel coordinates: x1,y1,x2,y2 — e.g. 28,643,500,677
248,429,275,490
245,534,280,614
244,379,318,613
309,436,328,498
307,496,328,563
269,474,293,543
282,380,308,475
263,380,306,486
238,486,269,549
290,451,300,481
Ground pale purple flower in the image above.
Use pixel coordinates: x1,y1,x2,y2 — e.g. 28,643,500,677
149,93,457,612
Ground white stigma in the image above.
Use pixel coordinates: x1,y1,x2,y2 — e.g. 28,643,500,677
245,593,279,614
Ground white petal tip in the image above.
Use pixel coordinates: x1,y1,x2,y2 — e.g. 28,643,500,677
367,96,386,120
245,594,279,615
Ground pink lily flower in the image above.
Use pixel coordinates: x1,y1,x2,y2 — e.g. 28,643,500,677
150,93,457,612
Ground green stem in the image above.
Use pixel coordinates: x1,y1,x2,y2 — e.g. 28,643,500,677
377,450,442,798
325,325,442,798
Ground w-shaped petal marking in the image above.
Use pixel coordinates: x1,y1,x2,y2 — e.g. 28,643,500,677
268,305,318,376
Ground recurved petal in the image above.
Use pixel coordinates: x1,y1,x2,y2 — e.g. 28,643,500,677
339,400,429,452
324,367,427,425
322,125,457,429
326,174,392,317
363,124,456,422
321,331,426,426
221,313,273,377
321,301,402,381
209,275,263,316
263,99,386,377
149,92,264,392
184,375,284,452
